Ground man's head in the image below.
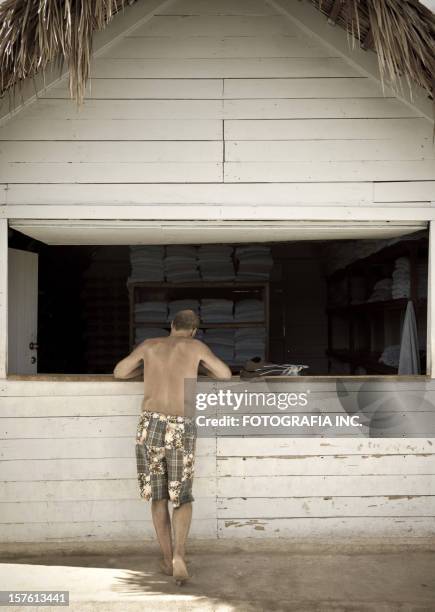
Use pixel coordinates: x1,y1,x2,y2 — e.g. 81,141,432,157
171,309,200,337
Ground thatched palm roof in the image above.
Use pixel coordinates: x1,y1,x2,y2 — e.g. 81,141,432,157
315,0,434,100
0,0,127,103
0,0,434,105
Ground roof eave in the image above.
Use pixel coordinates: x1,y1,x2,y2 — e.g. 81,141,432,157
0,0,168,123
270,0,434,123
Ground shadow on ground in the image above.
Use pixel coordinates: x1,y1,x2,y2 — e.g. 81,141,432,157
1,549,435,611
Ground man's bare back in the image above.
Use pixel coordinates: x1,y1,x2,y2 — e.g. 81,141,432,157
141,335,232,415
114,331,232,415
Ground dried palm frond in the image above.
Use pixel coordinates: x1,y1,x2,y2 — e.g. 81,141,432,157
316,0,435,100
0,0,126,104
1,0,434,105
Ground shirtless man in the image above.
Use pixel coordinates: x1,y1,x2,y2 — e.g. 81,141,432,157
113,309,231,584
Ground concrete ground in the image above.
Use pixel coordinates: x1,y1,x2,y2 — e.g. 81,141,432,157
1,539,435,612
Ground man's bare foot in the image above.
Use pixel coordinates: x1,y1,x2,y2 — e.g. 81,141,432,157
159,559,173,576
172,555,189,585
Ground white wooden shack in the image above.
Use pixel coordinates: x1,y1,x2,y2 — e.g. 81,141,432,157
0,0,434,543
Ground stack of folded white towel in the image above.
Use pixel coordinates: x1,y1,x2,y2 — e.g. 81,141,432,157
235,245,273,280
128,242,275,283
135,301,167,322
418,261,428,299
168,299,200,321
164,245,200,282
200,299,234,322
129,245,165,282
392,256,411,299
234,327,266,363
135,327,169,344
202,329,235,362
367,278,392,302
198,245,235,281
234,299,264,322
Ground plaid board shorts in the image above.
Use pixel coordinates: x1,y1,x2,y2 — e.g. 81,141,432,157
135,410,197,508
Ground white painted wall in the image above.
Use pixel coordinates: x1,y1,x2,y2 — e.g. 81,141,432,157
0,0,434,221
1,0,435,544
0,220,7,379
1,380,435,542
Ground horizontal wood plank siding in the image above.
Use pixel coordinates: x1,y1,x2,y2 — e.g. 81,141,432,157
222,98,419,119
0,162,223,183
4,183,375,205
0,383,217,541
154,0,278,16
90,57,360,78
14,98,420,120
0,521,216,542
42,77,395,100
0,119,222,141
104,36,330,59
223,78,396,99
1,0,434,543
218,496,435,517
129,15,302,36
1,0,432,206
224,161,435,183
216,435,435,539
217,517,435,537
1,380,435,541
0,141,223,163
224,118,430,141
41,78,224,99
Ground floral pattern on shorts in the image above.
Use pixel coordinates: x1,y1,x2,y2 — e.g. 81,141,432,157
135,410,197,508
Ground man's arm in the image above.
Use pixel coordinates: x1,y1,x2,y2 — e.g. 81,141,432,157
198,342,232,380
113,344,144,379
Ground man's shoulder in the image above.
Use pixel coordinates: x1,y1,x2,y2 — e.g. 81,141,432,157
190,337,210,354
136,337,166,350
179,337,206,352
177,336,201,346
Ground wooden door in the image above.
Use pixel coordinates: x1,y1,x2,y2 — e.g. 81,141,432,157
8,248,38,374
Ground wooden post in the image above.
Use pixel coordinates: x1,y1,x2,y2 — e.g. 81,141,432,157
427,221,434,377
0,219,8,378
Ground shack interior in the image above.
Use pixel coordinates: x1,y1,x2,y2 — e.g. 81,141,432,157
7,228,429,377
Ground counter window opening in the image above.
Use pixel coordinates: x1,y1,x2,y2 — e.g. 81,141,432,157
4,227,431,379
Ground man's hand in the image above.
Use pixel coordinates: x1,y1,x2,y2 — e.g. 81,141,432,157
120,364,143,380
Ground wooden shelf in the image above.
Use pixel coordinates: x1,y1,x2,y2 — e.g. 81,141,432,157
128,279,270,359
327,237,428,281
326,235,428,375
127,281,268,288
133,321,266,328
327,348,427,375
326,349,397,374
327,297,427,315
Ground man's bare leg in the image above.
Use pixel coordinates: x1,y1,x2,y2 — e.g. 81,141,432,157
151,499,173,575
172,502,192,583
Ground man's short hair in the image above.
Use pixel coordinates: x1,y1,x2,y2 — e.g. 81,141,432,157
172,309,200,331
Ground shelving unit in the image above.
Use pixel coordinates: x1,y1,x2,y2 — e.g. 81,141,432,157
128,281,270,369
326,238,428,374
